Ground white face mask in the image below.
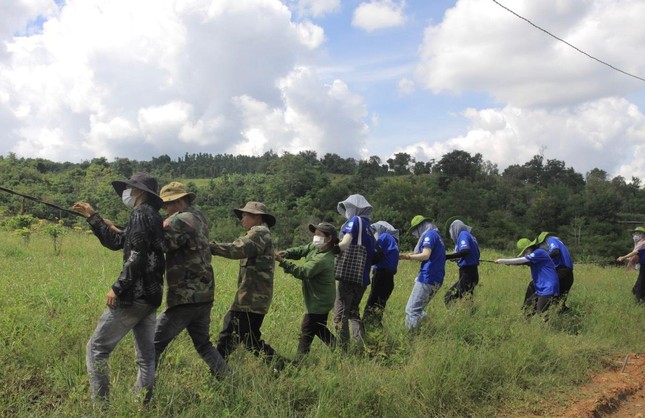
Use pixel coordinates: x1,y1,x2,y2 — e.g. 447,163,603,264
122,188,136,208
633,233,643,244
312,235,326,247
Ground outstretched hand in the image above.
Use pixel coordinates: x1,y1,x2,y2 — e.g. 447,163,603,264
72,201,95,218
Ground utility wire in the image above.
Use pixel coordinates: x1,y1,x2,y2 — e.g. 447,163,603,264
491,0,645,83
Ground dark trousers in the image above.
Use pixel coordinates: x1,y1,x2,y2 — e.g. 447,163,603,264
154,302,228,377
363,269,395,327
523,293,555,318
633,265,645,304
444,265,479,305
333,281,367,348
555,266,574,308
524,266,574,312
297,313,336,357
216,310,283,367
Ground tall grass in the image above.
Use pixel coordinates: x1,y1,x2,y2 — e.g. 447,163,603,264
0,233,643,417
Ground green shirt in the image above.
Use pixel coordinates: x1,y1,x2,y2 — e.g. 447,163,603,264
279,243,336,314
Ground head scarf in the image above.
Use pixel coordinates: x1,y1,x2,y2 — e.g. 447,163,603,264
372,220,399,241
449,219,472,244
413,221,438,254
337,194,373,220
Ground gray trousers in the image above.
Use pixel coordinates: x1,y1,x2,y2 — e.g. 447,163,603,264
86,301,157,401
154,302,228,378
333,281,366,348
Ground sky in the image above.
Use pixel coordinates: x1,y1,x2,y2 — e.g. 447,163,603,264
1,0,644,180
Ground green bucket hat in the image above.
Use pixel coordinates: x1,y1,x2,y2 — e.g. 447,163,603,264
443,215,464,238
634,226,645,234
535,231,551,245
408,215,431,234
516,237,536,257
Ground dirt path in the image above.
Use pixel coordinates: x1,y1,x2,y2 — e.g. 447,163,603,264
554,353,644,417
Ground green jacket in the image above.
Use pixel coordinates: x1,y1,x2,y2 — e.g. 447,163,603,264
279,243,336,314
210,224,274,315
164,205,214,308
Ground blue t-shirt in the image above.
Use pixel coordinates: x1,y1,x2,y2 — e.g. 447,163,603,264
455,230,480,268
545,236,573,270
524,248,560,296
638,248,645,265
416,229,446,285
373,233,399,273
341,216,376,286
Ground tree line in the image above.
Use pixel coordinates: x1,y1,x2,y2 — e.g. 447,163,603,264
1,150,643,261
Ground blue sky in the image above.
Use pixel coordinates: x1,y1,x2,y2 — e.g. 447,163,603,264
1,0,644,180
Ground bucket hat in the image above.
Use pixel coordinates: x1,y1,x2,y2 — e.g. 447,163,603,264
633,226,645,234
408,215,431,235
233,201,276,228
516,237,536,257
535,231,552,245
112,172,163,209
309,222,338,239
159,182,196,204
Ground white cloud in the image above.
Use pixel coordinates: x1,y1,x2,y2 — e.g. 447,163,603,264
397,77,415,96
230,66,369,158
416,0,645,108
292,0,340,18
0,0,371,162
352,0,406,32
396,97,645,179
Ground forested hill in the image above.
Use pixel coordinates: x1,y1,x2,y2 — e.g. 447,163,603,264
1,150,643,260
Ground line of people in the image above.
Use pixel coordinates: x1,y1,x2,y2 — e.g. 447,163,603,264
72,172,644,404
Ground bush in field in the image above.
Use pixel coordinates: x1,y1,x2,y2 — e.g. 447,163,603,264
44,221,66,255
3,214,37,230
12,227,31,244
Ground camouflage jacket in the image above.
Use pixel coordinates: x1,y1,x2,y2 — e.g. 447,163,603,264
164,205,214,308
87,203,165,307
210,224,274,314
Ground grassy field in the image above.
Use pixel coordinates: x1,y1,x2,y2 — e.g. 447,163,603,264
0,231,643,417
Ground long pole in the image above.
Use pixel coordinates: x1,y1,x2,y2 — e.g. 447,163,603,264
0,185,85,217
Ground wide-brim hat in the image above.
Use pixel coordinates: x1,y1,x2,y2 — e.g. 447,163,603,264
308,222,338,239
516,237,537,257
112,172,163,209
160,181,196,204
535,231,551,245
233,201,276,228
633,226,645,234
443,215,466,238
408,215,431,234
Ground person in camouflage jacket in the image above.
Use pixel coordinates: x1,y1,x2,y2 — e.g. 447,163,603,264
154,182,228,379
210,201,288,370
73,172,165,403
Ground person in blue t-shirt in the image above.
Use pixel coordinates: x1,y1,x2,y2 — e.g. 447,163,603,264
400,215,446,330
333,194,376,349
444,219,480,305
617,226,645,304
496,238,560,317
535,231,574,312
363,220,400,329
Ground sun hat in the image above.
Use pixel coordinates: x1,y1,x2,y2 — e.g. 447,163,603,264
535,231,552,245
111,172,163,209
159,182,196,204
233,201,276,228
309,222,338,239
408,215,431,234
443,215,464,237
633,226,645,234
516,237,537,257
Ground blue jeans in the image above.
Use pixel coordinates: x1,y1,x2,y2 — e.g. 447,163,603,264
405,281,441,329
155,302,228,378
86,301,157,401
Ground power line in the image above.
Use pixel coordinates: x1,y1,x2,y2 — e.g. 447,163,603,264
491,0,645,83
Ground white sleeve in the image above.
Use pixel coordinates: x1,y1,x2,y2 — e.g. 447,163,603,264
497,257,528,265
